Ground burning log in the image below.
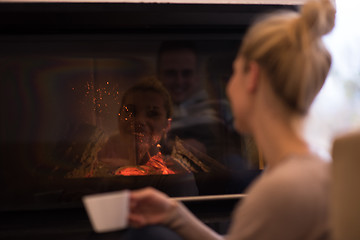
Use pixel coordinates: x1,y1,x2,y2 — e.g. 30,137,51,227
64,128,226,178
114,152,175,176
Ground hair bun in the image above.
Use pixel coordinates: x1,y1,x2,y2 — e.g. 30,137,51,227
300,0,336,38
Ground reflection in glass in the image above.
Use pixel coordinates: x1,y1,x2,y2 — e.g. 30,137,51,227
0,39,261,202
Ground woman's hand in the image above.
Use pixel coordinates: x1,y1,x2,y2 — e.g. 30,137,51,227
129,187,222,240
129,187,178,228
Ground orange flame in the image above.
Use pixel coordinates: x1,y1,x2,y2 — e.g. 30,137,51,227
114,152,175,176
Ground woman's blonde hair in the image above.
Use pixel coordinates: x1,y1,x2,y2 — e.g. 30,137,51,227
239,0,336,114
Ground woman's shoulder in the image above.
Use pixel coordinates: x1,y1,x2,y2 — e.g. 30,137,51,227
256,155,329,192
229,155,331,240
272,154,329,186
243,154,330,212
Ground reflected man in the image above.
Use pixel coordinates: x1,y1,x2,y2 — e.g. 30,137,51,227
157,41,238,163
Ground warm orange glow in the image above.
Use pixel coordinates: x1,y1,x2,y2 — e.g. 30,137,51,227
114,152,175,176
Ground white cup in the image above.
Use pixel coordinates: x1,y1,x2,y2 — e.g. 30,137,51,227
82,190,130,233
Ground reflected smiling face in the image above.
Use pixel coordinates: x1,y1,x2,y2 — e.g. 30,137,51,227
119,90,170,151
158,49,200,105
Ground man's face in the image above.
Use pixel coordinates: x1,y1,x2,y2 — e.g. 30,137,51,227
158,49,199,104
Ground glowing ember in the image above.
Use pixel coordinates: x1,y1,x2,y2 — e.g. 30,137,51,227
70,80,122,114
114,152,175,176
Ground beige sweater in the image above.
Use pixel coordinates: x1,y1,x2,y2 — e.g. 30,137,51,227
167,155,330,240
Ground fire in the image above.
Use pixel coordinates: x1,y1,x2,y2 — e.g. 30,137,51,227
114,152,175,176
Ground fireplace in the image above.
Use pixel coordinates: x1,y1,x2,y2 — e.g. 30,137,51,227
0,1,297,238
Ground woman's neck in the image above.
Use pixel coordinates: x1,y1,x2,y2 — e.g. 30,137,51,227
251,109,311,170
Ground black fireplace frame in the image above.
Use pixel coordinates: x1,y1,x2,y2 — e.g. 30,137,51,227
0,2,298,239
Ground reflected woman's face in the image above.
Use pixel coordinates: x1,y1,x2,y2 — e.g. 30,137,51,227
119,90,169,149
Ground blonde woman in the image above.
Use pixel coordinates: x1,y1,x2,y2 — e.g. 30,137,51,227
128,0,336,239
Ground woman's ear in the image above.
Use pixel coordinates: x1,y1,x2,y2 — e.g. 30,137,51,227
246,61,260,93
161,118,172,141
166,118,172,131
163,118,172,133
